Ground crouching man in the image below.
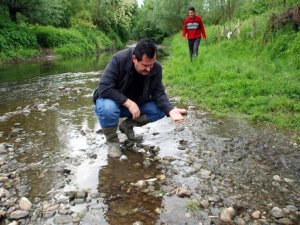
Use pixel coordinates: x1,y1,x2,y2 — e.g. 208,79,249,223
93,38,186,157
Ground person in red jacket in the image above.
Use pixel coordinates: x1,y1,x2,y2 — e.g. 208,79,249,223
182,7,206,61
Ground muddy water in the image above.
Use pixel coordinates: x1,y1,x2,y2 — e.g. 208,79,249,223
0,55,300,225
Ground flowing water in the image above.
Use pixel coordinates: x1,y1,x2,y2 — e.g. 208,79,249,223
0,54,299,225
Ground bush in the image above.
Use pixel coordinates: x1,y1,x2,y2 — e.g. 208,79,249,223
70,10,95,29
34,26,87,48
76,28,114,51
54,43,94,57
286,31,300,68
203,25,222,45
0,24,38,51
106,29,124,49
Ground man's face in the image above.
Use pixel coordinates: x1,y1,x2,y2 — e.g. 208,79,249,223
188,10,195,18
132,54,156,76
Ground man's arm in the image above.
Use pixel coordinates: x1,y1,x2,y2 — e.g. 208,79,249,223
123,99,140,119
150,64,187,122
182,18,188,38
98,55,128,105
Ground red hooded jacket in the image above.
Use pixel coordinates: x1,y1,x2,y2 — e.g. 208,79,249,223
182,15,206,39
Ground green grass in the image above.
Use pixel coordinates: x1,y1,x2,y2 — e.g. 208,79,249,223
163,15,300,131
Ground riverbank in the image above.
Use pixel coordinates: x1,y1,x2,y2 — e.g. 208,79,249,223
162,12,300,132
0,68,299,224
0,21,123,63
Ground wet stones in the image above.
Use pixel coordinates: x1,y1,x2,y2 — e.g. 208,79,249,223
0,78,300,225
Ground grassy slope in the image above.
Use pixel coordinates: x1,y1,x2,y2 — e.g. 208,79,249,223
162,13,300,131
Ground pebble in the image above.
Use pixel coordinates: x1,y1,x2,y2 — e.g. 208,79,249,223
132,222,143,225
8,222,18,225
9,210,29,219
286,205,297,212
175,125,184,132
53,215,73,224
271,207,284,218
252,210,261,219
277,218,294,225
200,200,210,208
283,178,294,184
131,180,147,189
220,207,235,222
273,175,282,181
119,155,128,161
175,186,192,198
236,218,246,225
19,197,32,211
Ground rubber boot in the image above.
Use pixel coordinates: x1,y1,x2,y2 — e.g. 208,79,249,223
102,126,122,158
119,115,148,141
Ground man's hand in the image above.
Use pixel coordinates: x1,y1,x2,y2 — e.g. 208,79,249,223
123,99,140,119
169,108,187,123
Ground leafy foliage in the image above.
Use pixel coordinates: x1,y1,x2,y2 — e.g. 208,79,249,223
0,0,138,41
0,0,67,26
70,10,96,29
0,22,38,51
0,19,119,61
91,0,136,41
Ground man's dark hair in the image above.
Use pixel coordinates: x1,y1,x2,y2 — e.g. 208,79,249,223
133,38,157,61
189,7,195,12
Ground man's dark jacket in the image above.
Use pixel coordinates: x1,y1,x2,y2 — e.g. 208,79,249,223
93,48,174,115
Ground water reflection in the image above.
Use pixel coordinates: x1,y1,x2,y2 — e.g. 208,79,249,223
0,53,112,200
98,152,163,225
0,53,111,84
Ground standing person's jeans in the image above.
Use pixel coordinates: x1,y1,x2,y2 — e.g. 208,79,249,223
188,38,201,60
95,98,166,128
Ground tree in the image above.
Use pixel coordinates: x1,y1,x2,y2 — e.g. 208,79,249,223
131,0,166,43
91,0,136,41
0,0,67,26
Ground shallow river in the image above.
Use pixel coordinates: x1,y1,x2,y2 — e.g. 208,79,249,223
0,54,299,225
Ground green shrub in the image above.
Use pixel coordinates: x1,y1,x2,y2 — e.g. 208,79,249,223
70,10,95,29
54,43,94,57
286,31,300,68
76,28,114,51
33,26,86,48
106,29,124,49
0,24,38,51
0,48,39,61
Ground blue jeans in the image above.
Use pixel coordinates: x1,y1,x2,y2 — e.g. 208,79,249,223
95,98,166,128
188,38,201,58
